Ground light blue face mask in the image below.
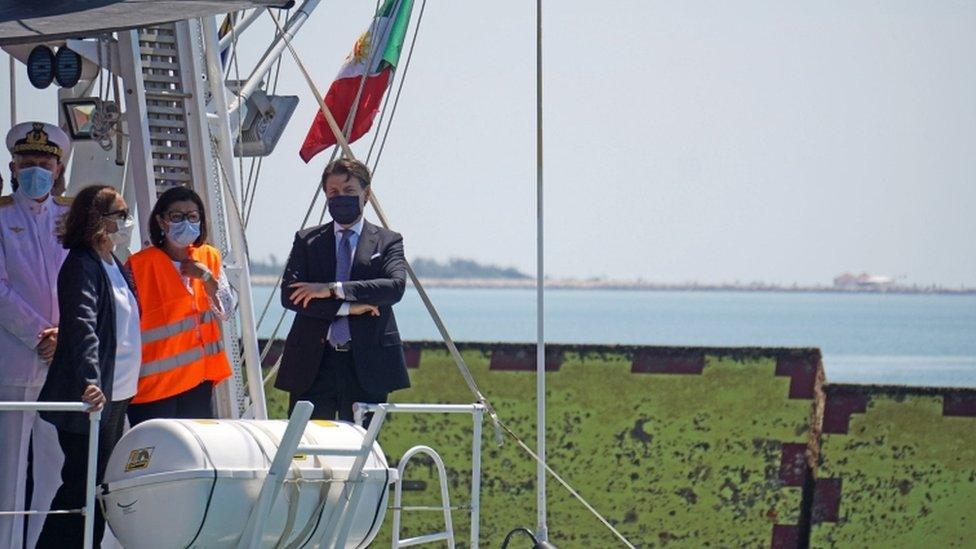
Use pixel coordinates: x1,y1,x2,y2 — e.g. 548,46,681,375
16,166,54,199
166,220,201,247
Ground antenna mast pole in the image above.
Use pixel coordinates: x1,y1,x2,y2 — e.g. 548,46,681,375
8,55,16,125
535,0,550,544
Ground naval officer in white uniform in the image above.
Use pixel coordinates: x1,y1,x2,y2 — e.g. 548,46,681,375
0,122,71,549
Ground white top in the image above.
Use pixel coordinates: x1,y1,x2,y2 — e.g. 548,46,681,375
0,192,70,386
168,260,236,320
102,259,141,401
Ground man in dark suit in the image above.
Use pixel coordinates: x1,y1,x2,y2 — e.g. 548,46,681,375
276,158,409,421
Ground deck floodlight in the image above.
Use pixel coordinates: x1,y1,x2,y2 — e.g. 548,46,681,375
54,47,83,88
61,98,101,140
27,45,55,89
232,87,299,157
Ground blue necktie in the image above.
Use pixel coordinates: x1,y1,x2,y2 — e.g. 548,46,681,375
329,230,353,346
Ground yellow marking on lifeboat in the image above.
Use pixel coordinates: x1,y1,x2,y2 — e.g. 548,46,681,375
125,447,155,472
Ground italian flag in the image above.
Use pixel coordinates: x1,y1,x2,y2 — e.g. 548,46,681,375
299,0,414,162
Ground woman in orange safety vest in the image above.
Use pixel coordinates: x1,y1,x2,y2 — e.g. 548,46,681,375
125,186,234,424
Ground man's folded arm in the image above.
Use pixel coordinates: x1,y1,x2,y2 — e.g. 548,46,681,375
280,232,343,320
340,234,406,306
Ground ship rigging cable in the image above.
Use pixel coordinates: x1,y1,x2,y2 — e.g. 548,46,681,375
258,8,637,547
214,4,634,545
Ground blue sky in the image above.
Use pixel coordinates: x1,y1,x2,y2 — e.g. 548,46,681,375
2,1,975,285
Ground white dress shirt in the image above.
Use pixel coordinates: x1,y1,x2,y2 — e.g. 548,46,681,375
0,192,69,386
332,216,363,317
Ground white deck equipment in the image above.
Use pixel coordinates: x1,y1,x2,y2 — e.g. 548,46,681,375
100,407,393,548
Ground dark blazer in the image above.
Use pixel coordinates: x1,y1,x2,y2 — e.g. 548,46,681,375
39,247,137,433
275,220,410,396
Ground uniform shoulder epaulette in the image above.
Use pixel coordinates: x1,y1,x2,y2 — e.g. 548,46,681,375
53,196,74,206
0,196,13,207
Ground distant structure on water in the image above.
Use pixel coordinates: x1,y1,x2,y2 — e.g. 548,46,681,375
833,272,895,291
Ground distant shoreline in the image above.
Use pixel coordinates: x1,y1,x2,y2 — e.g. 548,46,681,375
251,275,975,295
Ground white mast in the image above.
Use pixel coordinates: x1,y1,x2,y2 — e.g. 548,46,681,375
535,0,550,544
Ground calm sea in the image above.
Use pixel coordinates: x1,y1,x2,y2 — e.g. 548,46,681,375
250,287,976,388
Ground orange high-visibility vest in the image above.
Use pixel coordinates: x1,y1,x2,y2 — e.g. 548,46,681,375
127,245,231,404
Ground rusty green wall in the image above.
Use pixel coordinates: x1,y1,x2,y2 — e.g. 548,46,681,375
268,342,823,547
264,342,976,547
809,385,976,548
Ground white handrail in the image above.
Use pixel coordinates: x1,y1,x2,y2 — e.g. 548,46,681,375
0,401,101,549
355,402,485,549
392,445,456,549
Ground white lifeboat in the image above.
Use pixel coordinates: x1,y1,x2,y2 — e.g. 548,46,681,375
100,418,393,548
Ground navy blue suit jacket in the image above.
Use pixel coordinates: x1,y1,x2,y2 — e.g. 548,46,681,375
275,220,410,396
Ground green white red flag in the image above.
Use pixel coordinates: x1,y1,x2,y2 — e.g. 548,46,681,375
299,0,414,162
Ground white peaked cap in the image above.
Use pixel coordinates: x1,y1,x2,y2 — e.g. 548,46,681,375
6,121,71,160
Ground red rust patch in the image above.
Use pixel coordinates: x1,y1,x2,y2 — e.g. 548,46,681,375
404,347,421,369
778,443,809,487
489,346,562,371
943,392,976,417
770,524,800,549
774,354,820,399
811,478,842,524
822,389,869,434
631,349,704,375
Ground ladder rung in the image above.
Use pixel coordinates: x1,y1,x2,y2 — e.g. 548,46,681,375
154,172,193,182
151,145,189,155
140,32,176,44
153,158,190,168
143,80,178,90
142,60,180,70
143,73,181,84
390,505,470,511
147,105,184,116
149,131,187,142
147,118,188,129
145,91,193,100
140,46,177,57
397,533,450,547
294,446,366,457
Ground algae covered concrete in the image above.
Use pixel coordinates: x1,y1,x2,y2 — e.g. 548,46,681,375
810,385,976,548
267,342,823,547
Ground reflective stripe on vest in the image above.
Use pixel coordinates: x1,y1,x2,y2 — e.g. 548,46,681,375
141,311,216,345
140,339,225,378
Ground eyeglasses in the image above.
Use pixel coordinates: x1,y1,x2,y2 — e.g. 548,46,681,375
163,210,201,223
102,209,133,222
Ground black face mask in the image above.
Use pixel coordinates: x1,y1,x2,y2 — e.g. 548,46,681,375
328,195,363,225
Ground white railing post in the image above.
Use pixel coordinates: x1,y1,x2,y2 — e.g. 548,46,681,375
471,407,483,549
83,408,102,549
0,401,100,549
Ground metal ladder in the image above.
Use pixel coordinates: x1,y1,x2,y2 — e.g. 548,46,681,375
117,20,260,418
137,23,194,195
391,446,457,549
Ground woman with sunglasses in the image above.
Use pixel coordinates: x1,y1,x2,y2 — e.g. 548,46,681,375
36,184,139,547
125,186,234,425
